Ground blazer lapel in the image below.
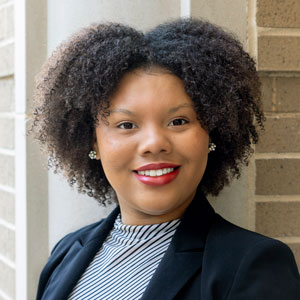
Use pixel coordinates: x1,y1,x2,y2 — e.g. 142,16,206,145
42,206,120,300
141,188,216,300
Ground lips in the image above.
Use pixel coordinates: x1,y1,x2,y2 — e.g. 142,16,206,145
134,163,180,171
133,163,181,186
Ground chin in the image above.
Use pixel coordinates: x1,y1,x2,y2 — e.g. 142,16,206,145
139,201,183,216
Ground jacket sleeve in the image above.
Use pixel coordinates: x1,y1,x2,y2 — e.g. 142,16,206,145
226,239,300,300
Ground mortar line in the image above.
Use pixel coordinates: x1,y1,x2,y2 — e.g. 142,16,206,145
0,253,15,269
259,71,300,77
271,77,276,112
258,27,300,36
0,74,14,80
0,112,15,118
247,0,258,232
264,112,300,118
0,289,13,300
0,184,15,194
255,195,300,202
0,148,15,156
255,153,300,159
0,218,15,231
276,237,300,244
0,38,14,47
247,0,258,59
0,2,13,10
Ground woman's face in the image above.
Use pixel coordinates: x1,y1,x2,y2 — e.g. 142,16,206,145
94,68,209,225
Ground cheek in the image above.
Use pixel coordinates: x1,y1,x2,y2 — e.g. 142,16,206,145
179,130,209,158
98,135,135,172
184,133,209,177
99,142,121,166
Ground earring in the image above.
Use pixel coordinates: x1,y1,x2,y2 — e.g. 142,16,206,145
89,150,97,160
209,142,216,152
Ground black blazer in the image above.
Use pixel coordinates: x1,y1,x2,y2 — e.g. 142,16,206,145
36,188,300,300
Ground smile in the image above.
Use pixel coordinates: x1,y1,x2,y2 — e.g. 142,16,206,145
133,167,180,186
137,168,175,177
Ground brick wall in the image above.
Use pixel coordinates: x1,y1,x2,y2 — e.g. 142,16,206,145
0,0,15,299
255,0,300,267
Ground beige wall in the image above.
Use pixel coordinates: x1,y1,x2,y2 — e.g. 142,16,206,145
191,0,248,48
191,0,251,230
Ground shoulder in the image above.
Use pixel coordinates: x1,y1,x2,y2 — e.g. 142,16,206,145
36,218,106,299
50,219,105,256
205,213,298,277
208,213,277,250
203,213,287,274
202,214,300,299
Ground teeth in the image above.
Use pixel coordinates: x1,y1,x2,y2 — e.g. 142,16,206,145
150,170,156,176
137,168,175,177
157,169,163,176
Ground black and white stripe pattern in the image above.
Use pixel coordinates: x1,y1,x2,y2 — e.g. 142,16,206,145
68,214,181,300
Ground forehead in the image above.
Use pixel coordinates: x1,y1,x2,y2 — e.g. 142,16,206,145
108,68,191,109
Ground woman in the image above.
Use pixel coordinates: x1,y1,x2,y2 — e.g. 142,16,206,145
33,18,300,299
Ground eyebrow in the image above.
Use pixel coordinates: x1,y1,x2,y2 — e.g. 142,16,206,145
167,103,194,114
109,103,193,116
109,108,136,116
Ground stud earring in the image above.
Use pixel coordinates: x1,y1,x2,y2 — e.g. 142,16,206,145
89,150,97,160
209,143,216,152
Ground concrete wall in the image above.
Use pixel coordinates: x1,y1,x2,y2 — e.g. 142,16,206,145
190,0,250,229
0,1,15,299
15,1,48,299
190,0,248,48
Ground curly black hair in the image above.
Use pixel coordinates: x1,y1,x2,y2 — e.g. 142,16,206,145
32,18,264,205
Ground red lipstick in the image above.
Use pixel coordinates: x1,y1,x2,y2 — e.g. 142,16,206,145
133,163,180,186
135,163,180,171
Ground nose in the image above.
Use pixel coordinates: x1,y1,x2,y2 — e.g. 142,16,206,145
137,125,172,156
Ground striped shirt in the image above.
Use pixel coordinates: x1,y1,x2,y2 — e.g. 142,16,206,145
68,214,181,300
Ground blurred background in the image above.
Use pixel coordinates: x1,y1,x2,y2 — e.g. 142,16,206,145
0,0,299,299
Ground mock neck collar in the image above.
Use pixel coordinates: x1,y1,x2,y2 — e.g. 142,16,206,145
111,213,181,245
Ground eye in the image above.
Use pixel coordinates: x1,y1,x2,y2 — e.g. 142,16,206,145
169,118,189,126
117,122,137,129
